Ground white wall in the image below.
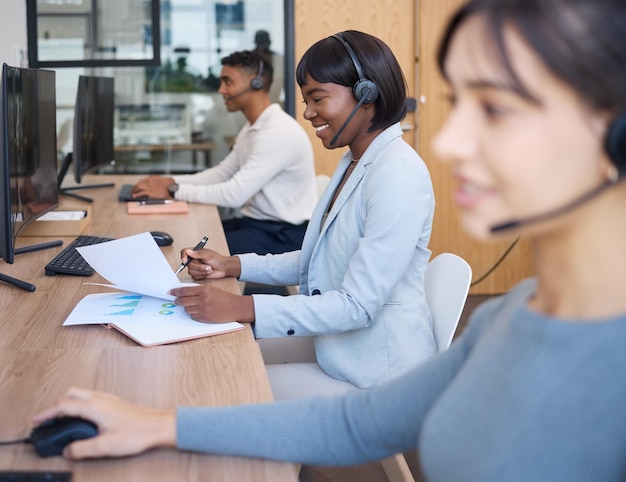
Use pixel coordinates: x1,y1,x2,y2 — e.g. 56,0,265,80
0,1,27,67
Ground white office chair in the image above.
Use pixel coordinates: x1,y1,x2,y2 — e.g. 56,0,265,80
380,252,472,482
426,252,473,352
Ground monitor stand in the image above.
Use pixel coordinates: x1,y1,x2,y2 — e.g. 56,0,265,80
0,272,36,292
58,153,115,203
1,240,64,292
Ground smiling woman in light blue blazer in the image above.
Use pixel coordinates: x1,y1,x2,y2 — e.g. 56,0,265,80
169,30,437,390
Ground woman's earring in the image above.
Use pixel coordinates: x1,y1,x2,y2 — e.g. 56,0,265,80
608,165,620,183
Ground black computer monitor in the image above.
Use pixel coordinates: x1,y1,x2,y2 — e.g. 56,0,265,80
58,75,115,202
0,63,60,290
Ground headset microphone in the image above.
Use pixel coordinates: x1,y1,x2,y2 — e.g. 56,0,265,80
489,179,615,233
225,86,252,102
330,95,368,146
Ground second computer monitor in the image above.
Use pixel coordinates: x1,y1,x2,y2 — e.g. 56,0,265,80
73,75,115,183
58,75,115,191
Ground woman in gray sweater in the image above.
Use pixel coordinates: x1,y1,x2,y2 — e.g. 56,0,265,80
34,0,626,479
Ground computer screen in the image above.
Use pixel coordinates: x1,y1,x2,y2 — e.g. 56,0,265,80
0,63,59,264
57,75,115,195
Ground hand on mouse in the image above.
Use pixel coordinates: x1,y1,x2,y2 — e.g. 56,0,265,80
32,387,176,459
181,248,241,280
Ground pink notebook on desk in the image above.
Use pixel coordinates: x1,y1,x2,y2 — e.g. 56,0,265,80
127,201,189,214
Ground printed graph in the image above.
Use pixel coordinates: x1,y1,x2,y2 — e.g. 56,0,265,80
103,295,177,316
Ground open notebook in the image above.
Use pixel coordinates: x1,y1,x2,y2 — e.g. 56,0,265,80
64,292,243,346
62,232,243,346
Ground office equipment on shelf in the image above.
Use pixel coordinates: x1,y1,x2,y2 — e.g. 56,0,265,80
115,103,191,146
44,235,114,276
0,471,72,482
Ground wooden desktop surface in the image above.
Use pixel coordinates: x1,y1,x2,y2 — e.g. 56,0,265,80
0,175,297,481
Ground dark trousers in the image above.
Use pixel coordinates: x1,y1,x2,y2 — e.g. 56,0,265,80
222,216,308,255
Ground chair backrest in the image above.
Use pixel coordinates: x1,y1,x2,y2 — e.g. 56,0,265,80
425,253,472,353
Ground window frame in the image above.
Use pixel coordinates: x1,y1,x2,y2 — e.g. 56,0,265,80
26,0,162,68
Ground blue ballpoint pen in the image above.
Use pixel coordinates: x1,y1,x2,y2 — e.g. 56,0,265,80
175,236,209,274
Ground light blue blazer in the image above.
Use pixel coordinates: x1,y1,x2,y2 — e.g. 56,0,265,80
239,123,436,388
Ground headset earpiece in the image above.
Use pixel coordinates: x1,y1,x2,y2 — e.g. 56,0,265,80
605,112,626,173
353,78,379,104
250,58,265,91
332,33,379,104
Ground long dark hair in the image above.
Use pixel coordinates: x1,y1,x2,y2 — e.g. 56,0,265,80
437,0,626,114
296,30,407,132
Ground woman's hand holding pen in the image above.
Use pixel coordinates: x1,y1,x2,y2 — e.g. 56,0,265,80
181,248,242,280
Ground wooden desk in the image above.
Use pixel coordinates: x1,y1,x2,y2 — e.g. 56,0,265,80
0,175,297,481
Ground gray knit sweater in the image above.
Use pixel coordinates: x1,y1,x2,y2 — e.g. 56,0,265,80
178,278,626,481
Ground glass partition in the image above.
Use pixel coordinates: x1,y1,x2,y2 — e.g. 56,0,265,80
27,0,294,176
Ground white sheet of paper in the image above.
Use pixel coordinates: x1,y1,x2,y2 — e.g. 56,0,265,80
38,210,87,221
76,231,189,301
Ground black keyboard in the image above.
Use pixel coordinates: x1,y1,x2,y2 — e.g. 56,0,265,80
44,235,114,276
0,472,71,482
118,183,148,202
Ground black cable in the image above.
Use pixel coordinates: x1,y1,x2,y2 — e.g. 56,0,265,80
0,437,30,446
470,237,521,287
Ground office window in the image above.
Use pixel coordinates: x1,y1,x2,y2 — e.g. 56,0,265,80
28,0,294,175
27,0,161,67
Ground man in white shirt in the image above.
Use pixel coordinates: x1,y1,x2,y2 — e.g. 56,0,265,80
132,50,317,255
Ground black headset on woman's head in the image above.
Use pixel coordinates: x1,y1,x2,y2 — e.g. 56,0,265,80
331,33,379,104
605,112,626,173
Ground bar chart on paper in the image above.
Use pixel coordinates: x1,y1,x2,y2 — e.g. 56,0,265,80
63,292,243,346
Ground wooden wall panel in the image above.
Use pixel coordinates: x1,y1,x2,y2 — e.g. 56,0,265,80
294,0,416,177
417,0,534,294
294,0,534,293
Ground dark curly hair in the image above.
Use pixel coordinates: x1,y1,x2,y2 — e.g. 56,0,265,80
221,50,274,92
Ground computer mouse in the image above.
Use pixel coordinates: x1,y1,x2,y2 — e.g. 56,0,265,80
150,231,174,247
29,416,98,457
